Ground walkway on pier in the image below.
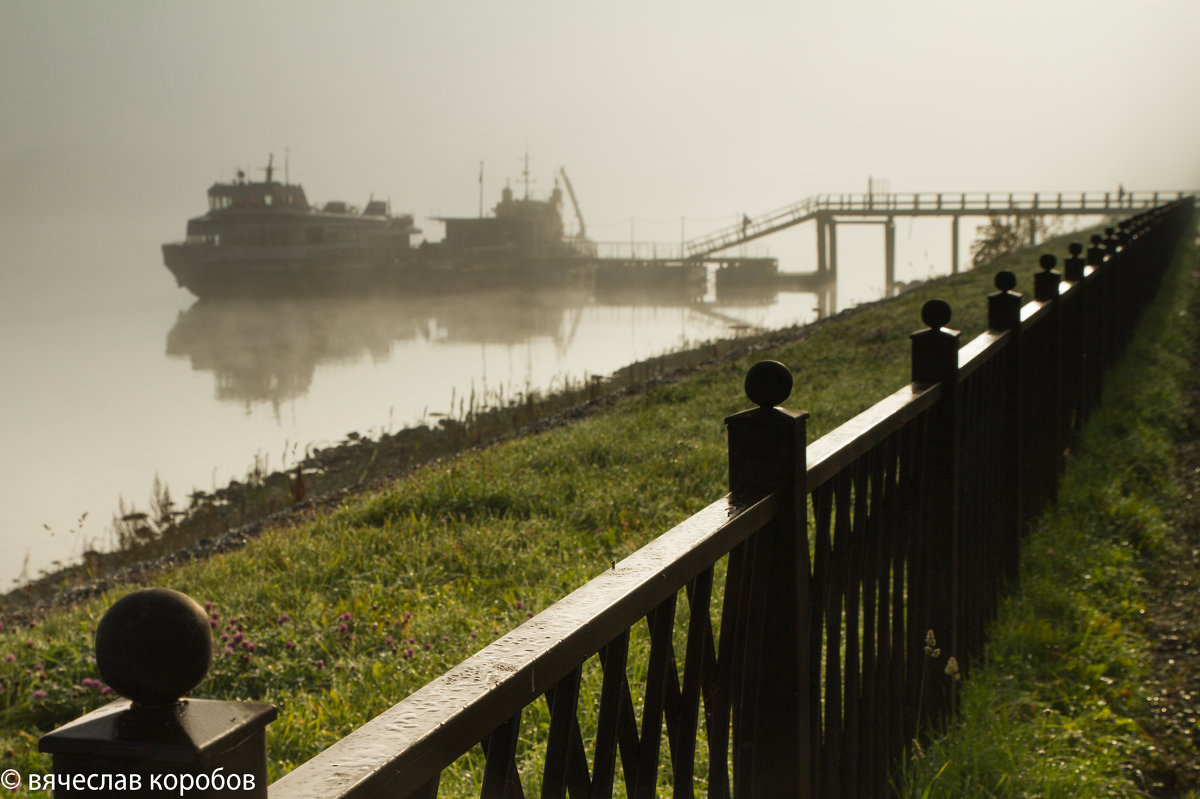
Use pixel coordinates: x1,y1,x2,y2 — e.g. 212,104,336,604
685,190,1192,267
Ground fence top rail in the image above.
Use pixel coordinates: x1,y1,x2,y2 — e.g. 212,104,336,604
268,492,780,799
1020,296,1053,328
806,381,941,490
957,328,1010,381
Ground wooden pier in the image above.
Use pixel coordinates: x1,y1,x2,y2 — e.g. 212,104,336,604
685,189,1194,282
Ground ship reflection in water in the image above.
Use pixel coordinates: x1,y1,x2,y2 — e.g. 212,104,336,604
161,155,836,415
165,276,834,411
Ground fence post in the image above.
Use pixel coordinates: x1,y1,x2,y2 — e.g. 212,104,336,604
909,300,960,722
987,271,1024,577
1061,243,1092,430
39,588,276,797
1087,233,1121,371
724,360,811,798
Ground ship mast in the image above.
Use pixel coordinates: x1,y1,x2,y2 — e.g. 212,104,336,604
258,153,275,184
520,152,534,200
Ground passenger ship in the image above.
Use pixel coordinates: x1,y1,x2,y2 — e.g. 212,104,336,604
161,156,422,299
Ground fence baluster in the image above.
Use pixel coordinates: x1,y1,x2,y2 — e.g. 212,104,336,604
632,595,678,798
541,665,587,799
591,631,631,799
481,712,525,799
673,568,715,795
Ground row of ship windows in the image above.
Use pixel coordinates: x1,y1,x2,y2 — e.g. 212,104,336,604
186,227,364,247
209,194,304,210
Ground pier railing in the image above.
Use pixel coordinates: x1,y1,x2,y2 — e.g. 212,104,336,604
41,199,1195,797
683,189,1193,260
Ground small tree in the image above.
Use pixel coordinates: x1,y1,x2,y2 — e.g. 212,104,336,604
970,214,1064,268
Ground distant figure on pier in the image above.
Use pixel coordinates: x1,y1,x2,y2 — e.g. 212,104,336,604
742,213,751,236
1118,184,1125,205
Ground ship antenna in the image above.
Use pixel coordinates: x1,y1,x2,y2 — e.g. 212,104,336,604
521,151,534,200
258,153,275,184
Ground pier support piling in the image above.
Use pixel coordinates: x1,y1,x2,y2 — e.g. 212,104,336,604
885,216,896,294
828,219,838,275
816,214,829,274
951,216,960,274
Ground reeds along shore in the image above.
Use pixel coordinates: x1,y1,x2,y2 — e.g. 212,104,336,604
3,317,804,612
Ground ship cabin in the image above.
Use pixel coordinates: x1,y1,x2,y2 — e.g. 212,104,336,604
207,180,310,213
185,185,417,249
437,185,569,256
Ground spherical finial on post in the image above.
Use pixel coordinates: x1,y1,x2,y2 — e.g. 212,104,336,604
1087,234,1107,266
911,300,958,385
921,299,952,330
743,360,792,409
95,588,213,707
1035,253,1062,301
989,271,1022,330
1064,241,1086,282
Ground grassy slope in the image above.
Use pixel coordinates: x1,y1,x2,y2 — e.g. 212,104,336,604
1,228,1149,793
899,240,1197,797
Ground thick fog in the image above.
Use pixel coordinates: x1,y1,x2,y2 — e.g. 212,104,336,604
3,0,1198,232
1,0,1198,587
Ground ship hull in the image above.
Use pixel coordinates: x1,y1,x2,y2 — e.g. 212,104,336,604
162,243,594,299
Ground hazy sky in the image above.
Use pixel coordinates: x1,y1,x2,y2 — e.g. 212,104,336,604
2,0,1198,240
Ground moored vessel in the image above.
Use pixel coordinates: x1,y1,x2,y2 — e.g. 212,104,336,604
162,155,422,299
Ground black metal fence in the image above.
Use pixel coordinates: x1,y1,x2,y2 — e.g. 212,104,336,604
42,199,1195,798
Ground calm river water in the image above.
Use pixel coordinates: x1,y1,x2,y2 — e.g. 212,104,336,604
1,210,975,589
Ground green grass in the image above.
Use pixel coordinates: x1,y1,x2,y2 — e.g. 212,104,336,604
0,227,1147,795
897,238,1197,797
